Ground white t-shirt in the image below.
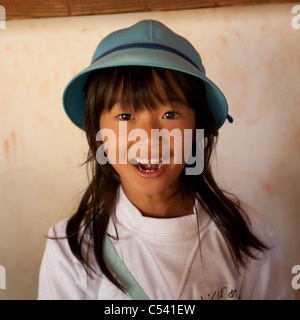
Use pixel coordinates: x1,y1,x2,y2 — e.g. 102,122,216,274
38,187,294,300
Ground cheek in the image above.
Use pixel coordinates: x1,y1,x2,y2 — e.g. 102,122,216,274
109,162,123,177
170,132,185,164
169,119,196,165
172,131,195,165
105,138,128,165
117,139,129,163
99,114,126,164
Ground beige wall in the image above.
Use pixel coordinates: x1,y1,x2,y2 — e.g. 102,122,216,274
0,3,299,299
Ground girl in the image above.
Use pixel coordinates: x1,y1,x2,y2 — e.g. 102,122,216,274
38,20,294,299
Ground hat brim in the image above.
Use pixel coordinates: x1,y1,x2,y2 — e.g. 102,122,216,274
63,48,228,130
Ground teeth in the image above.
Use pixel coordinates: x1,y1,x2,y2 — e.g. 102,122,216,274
130,157,162,165
130,158,164,172
140,162,163,172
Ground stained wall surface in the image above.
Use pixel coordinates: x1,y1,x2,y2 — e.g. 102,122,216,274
0,3,299,299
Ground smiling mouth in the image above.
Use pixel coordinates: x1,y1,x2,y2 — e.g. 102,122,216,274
130,158,165,173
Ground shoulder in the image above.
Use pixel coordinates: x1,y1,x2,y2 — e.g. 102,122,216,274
239,201,275,246
44,218,79,264
200,198,275,248
38,218,101,299
238,201,287,263
49,218,69,236
45,218,97,265
237,202,295,299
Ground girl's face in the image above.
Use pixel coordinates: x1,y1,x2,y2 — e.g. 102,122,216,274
99,80,196,199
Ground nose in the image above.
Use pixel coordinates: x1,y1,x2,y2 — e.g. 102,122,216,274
136,113,162,157
141,114,159,139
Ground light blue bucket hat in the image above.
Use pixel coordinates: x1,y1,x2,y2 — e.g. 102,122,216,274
63,19,232,130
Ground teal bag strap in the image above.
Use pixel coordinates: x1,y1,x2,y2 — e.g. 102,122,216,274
103,234,150,300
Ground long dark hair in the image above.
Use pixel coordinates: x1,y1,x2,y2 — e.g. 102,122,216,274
66,66,268,291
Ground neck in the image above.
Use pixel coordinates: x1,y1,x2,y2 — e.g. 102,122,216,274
121,185,195,218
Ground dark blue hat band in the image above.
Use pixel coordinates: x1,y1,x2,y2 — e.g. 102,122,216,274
92,43,201,71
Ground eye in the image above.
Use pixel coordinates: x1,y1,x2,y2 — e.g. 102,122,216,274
117,113,135,121
163,111,179,120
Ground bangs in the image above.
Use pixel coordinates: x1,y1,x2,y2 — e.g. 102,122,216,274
99,66,190,114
